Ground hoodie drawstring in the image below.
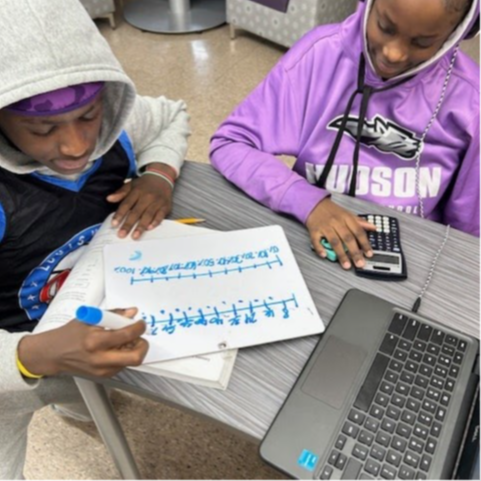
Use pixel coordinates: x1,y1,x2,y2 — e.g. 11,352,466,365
351,83,373,196
316,55,367,192
316,54,411,196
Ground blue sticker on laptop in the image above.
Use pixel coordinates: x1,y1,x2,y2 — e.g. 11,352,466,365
298,449,319,471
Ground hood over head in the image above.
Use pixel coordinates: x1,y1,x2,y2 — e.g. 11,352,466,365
360,0,480,82
0,0,136,174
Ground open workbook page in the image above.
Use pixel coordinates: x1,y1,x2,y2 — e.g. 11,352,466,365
34,215,237,390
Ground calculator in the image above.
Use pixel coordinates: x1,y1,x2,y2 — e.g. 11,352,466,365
317,214,407,281
355,214,407,280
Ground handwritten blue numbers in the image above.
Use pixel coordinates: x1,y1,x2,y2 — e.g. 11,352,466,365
112,245,284,284
146,294,298,336
110,242,300,338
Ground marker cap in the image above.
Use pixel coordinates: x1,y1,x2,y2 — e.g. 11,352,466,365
76,306,103,325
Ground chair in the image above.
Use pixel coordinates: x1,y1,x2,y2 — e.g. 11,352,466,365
227,0,358,48
79,0,117,28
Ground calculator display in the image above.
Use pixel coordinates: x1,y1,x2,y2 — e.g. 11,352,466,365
370,253,400,265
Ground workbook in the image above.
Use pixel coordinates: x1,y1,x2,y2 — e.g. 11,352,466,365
34,216,237,390
103,224,325,363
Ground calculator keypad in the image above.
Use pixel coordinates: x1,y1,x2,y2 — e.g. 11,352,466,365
363,215,400,253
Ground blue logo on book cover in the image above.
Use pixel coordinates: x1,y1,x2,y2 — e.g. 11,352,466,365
18,224,101,320
298,449,318,471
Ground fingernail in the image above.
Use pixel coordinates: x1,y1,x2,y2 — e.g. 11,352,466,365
366,250,373,257
356,259,365,268
112,219,119,227
342,261,351,269
118,230,126,238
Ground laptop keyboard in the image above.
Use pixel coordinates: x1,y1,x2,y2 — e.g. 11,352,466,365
319,313,467,480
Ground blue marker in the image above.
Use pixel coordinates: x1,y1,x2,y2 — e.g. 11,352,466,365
76,305,137,330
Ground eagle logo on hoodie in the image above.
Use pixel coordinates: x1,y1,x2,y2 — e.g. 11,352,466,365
328,114,422,160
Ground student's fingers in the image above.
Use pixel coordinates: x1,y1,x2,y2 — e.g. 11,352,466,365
323,227,351,270
88,320,147,352
350,217,375,257
106,182,132,204
111,307,138,319
116,196,153,237
132,204,164,239
112,192,141,230
81,338,149,377
309,230,328,259
147,196,171,230
147,208,168,230
358,218,377,232
99,338,149,369
108,309,141,350
335,221,366,268
118,203,147,238
120,339,140,350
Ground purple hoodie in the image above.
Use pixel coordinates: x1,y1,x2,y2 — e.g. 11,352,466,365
210,0,480,236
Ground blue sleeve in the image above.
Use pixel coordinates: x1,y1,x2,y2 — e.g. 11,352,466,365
0,202,6,243
118,130,137,178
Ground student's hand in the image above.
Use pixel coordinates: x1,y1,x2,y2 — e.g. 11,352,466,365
306,198,377,270
17,308,149,378
107,163,176,240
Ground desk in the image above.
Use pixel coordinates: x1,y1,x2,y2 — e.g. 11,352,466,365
124,0,226,33
77,161,480,477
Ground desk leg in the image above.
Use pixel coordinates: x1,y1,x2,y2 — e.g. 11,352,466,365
74,378,141,480
123,0,226,34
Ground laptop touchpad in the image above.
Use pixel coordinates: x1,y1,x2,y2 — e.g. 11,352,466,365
301,336,367,410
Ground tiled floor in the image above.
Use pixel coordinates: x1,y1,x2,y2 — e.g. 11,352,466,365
101,8,286,166
24,4,479,480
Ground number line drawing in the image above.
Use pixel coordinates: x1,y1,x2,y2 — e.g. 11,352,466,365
145,294,299,336
130,255,283,285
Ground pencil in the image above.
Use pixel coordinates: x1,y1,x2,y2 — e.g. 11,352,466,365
175,218,206,224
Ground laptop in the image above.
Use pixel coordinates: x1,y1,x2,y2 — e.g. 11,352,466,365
260,289,480,480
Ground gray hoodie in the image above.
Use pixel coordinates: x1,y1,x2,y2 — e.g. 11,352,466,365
0,0,190,393
0,0,190,177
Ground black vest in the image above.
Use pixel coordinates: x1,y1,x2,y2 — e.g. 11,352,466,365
0,134,135,332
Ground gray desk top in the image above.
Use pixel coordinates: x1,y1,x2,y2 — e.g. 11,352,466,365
111,161,479,442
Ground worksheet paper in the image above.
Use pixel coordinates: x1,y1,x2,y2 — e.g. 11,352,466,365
33,216,237,389
104,226,325,363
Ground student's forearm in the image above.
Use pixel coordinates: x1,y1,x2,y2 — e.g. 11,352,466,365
210,140,327,224
17,332,59,377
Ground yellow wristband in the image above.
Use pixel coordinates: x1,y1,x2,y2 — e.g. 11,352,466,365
16,350,43,379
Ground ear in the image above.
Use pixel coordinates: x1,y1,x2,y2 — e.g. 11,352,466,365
464,14,480,39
